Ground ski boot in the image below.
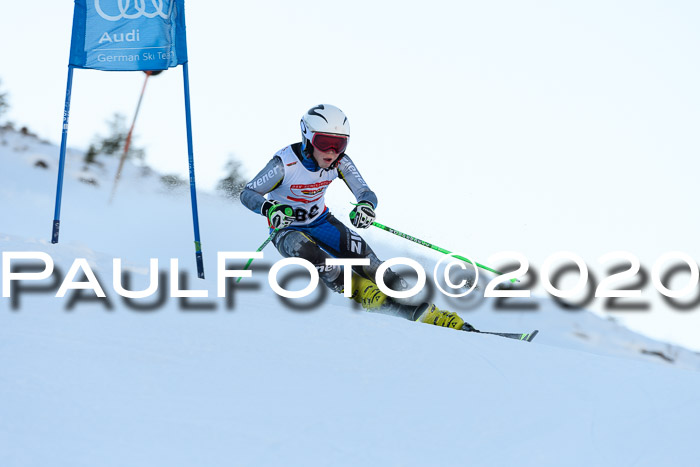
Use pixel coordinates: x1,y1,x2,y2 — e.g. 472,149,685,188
414,303,469,330
348,275,388,310
345,276,474,331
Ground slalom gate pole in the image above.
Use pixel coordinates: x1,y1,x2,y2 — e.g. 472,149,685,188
371,221,518,282
51,66,75,244
182,62,205,279
109,71,151,203
236,230,279,283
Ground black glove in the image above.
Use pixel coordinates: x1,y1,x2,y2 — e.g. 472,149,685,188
262,200,295,229
349,202,376,229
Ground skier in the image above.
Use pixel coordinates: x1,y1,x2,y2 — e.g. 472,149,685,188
240,104,470,330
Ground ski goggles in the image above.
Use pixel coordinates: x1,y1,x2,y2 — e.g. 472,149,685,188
311,133,348,154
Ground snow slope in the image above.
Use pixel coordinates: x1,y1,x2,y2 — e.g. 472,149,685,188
1,129,699,466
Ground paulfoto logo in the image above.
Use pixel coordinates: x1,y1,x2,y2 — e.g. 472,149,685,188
2,251,699,312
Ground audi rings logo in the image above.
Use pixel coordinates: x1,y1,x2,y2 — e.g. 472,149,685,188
94,0,174,21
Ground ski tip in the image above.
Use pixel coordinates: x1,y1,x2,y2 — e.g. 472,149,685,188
526,330,539,342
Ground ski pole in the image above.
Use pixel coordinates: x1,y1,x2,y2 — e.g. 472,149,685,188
236,230,279,283
371,221,518,282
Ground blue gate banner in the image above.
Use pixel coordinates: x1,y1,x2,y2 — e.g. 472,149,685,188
69,0,187,71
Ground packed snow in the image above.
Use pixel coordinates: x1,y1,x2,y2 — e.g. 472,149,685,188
1,128,699,466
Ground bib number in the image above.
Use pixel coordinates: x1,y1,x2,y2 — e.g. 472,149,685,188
295,205,321,223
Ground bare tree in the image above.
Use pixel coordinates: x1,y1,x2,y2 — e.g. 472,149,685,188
0,79,9,121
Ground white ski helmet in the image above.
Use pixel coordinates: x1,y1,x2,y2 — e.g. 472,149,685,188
300,104,350,156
